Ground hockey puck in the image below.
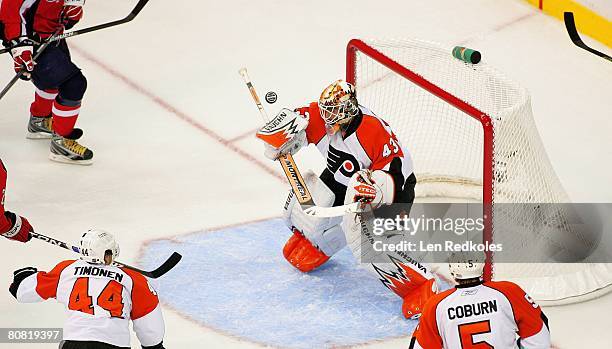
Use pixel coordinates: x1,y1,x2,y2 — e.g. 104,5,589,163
265,91,278,104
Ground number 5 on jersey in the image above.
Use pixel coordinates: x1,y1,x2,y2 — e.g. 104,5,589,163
69,277,125,318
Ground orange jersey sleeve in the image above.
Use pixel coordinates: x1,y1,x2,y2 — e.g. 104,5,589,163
485,281,548,339
295,102,326,145
35,260,76,300
122,268,160,320
410,289,456,349
355,116,404,171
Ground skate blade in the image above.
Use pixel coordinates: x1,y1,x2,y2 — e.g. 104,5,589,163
49,153,93,166
26,132,53,140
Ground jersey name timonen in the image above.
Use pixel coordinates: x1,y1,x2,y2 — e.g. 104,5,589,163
410,281,551,349
15,259,164,348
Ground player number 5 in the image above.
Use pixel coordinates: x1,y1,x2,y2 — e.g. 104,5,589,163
458,320,494,348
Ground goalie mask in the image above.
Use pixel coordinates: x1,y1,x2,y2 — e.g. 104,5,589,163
79,229,120,265
318,80,360,134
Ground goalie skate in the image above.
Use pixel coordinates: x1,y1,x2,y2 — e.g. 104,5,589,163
49,129,94,165
26,115,53,139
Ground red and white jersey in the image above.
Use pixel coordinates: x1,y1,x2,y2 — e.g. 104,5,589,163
410,281,551,349
297,102,414,204
15,259,165,348
0,159,12,235
0,0,67,41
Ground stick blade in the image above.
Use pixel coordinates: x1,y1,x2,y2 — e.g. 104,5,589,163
143,252,182,278
563,11,612,62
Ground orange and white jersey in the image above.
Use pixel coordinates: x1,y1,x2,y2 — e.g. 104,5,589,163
410,281,551,349
14,259,164,348
297,102,414,206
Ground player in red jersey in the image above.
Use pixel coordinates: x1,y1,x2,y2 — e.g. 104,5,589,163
0,158,33,243
410,253,551,349
257,80,437,318
0,0,93,165
9,230,166,349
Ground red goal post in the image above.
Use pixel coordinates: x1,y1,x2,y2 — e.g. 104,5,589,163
346,38,496,282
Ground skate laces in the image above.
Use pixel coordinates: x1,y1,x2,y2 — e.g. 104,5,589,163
64,139,87,156
42,117,52,131
40,117,53,132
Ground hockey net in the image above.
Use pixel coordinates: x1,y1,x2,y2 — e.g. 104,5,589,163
347,38,612,305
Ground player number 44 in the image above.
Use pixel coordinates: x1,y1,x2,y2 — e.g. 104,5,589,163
382,138,399,157
68,277,125,318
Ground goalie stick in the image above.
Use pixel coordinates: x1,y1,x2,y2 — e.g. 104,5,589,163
303,202,364,218
238,67,314,207
563,12,611,62
31,232,182,279
0,0,151,55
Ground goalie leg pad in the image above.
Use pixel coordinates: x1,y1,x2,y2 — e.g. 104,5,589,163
283,229,330,273
283,171,347,257
402,278,437,319
342,210,437,317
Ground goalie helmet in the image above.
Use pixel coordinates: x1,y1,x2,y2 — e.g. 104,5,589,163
79,229,120,265
318,80,360,134
448,251,485,280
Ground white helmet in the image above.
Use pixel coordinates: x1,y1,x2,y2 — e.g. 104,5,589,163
79,230,120,265
448,251,485,280
318,80,360,134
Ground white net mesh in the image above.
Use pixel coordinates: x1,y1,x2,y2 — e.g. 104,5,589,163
349,38,612,304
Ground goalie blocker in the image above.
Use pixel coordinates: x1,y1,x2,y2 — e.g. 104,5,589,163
256,80,433,318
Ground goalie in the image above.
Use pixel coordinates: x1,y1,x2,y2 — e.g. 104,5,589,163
257,80,437,318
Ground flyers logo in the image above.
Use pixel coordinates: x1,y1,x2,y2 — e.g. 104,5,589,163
327,145,359,178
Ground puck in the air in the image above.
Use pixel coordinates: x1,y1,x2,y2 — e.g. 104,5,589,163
265,91,278,104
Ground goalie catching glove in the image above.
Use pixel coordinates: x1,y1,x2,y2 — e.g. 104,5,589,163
256,109,309,160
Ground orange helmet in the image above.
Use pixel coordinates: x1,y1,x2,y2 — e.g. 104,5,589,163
318,80,359,134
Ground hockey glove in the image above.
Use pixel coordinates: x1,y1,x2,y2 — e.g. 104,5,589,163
9,37,36,80
9,267,38,298
61,0,85,30
348,170,395,209
257,108,309,160
1,211,33,243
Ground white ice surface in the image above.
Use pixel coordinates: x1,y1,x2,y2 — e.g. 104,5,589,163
0,0,610,348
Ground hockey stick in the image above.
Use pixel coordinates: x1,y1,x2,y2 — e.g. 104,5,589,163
0,0,150,101
303,202,363,218
0,28,64,101
563,12,612,62
238,67,314,206
0,0,151,55
31,232,182,279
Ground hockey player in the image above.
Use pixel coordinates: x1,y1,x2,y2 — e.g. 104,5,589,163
0,0,93,165
1,158,33,243
9,230,166,349
409,253,551,349
257,80,436,318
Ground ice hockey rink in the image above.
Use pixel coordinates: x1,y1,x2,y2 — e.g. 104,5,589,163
1,0,611,348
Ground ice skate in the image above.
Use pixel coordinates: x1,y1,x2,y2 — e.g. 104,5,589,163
26,114,53,139
49,128,93,165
